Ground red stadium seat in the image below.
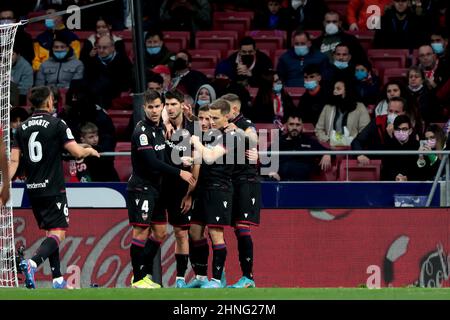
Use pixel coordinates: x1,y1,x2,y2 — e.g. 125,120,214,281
254,123,278,151
274,49,287,69
115,142,131,152
368,49,409,80
114,157,132,182
338,159,381,181
116,30,132,40
163,31,190,52
326,0,349,18
347,30,375,52
302,123,315,135
285,87,306,106
304,30,322,40
213,12,253,38
196,68,215,80
195,36,236,59
189,49,221,69
247,36,284,56
25,11,47,32
109,110,132,141
382,68,408,86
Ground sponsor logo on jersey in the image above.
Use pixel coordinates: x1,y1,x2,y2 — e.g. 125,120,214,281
154,144,166,151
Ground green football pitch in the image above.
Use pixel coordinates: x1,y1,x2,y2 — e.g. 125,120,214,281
1,288,450,300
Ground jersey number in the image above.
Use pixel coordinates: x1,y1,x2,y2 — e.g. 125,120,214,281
141,200,149,213
28,132,43,163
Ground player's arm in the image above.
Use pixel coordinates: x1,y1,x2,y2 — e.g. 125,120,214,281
190,135,226,163
64,141,100,159
180,164,200,214
9,148,20,181
0,135,10,205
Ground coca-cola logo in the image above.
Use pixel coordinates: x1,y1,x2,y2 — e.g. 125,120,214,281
418,244,450,288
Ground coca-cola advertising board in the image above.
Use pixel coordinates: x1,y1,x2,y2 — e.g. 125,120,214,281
14,208,450,288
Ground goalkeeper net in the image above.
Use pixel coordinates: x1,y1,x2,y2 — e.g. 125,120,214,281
0,22,19,288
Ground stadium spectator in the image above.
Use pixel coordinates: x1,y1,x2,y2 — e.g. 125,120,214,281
75,122,120,182
0,6,34,64
347,0,391,31
11,46,33,105
170,50,209,99
211,60,252,118
354,60,380,106
80,16,126,65
430,28,448,59
406,66,441,124
76,0,126,30
297,63,329,125
147,73,165,94
312,11,367,63
225,36,273,88
288,0,328,31
268,113,331,181
32,6,81,72
253,0,291,31
144,28,176,70
277,30,329,87
417,44,449,91
194,84,216,114
374,80,410,116
373,0,426,50
381,114,420,181
35,34,84,89
249,69,296,124
416,124,447,181
327,43,356,84
151,64,172,93
160,0,211,32
83,35,133,109
315,78,370,146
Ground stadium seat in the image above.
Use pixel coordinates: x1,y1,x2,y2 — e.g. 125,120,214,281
189,49,221,69
254,123,278,152
347,30,375,52
304,30,322,40
114,157,132,182
225,48,272,62
196,68,215,80
382,68,408,86
338,159,381,181
25,11,47,32
109,110,132,141
213,12,253,39
75,31,92,42
115,142,131,152
326,0,349,18
302,123,315,135
163,31,190,52
116,30,132,40
274,49,287,69
195,32,237,59
285,87,306,106
368,49,409,80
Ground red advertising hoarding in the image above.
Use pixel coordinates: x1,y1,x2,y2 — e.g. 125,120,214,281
14,208,450,288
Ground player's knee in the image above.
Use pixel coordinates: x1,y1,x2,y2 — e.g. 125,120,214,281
132,226,150,241
174,229,188,242
152,229,167,241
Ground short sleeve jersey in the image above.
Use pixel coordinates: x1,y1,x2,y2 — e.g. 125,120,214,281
231,114,258,179
12,110,75,197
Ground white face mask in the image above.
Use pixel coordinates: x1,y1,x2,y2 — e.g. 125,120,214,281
325,23,339,35
387,112,397,125
291,0,303,10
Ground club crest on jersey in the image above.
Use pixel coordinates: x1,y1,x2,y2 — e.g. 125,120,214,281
139,134,148,146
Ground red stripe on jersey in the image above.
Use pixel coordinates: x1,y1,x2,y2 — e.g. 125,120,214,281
137,146,154,151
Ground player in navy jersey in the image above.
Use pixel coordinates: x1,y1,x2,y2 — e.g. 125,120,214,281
127,89,195,289
151,89,200,288
221,93,261,288
9,86,100,289
189,99,245,288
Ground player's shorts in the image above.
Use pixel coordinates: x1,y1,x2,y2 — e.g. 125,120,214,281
29,193,69,230
127,188,164,227
156,179,191,228
232,181,261,226
191,188,233,227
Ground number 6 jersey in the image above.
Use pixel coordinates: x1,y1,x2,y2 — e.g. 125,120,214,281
12,110,75,197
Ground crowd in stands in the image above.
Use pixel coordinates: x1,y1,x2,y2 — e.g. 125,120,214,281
3,0,450,182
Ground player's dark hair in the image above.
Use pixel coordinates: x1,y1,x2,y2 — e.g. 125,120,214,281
143,89,162,104
221,93,241,110
80,122,98,136
165,89,185,103
29,86,52,109
209,99,230,115
198,104,210,113
10,106,29,122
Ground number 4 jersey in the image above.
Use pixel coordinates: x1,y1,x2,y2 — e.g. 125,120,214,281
12,110,75,197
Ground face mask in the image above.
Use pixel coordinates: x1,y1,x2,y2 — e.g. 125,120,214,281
45,19,55,29
197,100,209,106
98,52,115,64
431,43,445,55
0,19,15,25
387,112,397,125
408,84,423,92
325,23,339,35
394,130,410,143
334,61,349,69
53,51,67,60
355,70,368,81
304,80,318,91
273,83,283,93
146,46,161,55
11,128,16,135
173,58,188,71
241,54,254,67
294,45,309,56
427,138,437,149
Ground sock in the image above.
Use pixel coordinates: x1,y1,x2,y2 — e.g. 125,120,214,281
143,236,162,276
48,249,62,279
130,238,146,282
175,254,189,278
212,243,227,281
190,238,209,276
31,235,59,267
235,227,254,279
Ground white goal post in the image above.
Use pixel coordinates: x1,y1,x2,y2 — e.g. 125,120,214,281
0,21,19,288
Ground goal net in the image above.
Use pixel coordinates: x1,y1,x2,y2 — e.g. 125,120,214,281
0,22,19,288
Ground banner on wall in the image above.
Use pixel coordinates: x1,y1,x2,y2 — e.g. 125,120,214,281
14,208,450,288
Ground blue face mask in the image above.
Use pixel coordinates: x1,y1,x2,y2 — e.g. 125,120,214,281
273,83,283,93
431,42,445,55
197,100,209,106
53,51,67,60
11,128,16,135
334,61,349,69
45,19,55,29
304,80,318,91
355,70,368,81
98,52,115,64
294,45,309,57
146,46,161,55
